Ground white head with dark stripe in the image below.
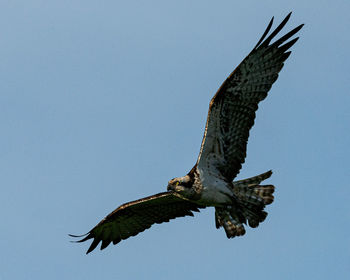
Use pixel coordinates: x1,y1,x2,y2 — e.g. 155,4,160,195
167,175,193,194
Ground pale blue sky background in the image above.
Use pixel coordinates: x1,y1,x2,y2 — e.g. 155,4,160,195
1,1,349,279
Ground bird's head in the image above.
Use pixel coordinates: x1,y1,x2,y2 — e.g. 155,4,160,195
167,175,192,195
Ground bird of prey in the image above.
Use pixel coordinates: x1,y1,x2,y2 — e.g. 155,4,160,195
70,13,303,254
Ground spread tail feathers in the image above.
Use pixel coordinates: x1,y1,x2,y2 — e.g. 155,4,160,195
215,170,275,238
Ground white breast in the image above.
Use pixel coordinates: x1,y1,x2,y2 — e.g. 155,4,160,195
196,166,233,206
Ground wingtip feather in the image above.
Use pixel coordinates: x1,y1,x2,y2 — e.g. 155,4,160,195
68,233,87,238
100,239,112,250
254,16,274,49
260,12,294,48
69,232,93,243
86,238,100,254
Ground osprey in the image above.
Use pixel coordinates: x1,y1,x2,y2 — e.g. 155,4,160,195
71,13,303,254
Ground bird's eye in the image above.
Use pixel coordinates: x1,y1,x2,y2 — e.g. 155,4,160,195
175,181,180,186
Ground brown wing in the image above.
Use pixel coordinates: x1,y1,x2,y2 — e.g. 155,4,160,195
70,192,204,254
196,13,303,181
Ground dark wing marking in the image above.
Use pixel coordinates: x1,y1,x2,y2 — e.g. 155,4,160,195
196,13,303,181
70,192,204,254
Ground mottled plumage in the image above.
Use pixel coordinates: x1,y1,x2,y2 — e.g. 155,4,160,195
71,13,303,253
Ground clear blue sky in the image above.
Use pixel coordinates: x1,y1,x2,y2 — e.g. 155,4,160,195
1,1,349,279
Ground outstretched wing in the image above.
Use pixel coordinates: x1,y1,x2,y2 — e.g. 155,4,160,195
196,13,303,181
70,192,204,254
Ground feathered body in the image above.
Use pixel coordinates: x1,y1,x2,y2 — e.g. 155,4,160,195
71,13,303,253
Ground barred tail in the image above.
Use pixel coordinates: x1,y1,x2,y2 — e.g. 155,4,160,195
215,170,275,238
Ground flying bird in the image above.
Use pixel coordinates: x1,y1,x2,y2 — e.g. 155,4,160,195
71,13,303,254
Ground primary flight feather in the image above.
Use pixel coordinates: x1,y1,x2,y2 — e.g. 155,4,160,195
70,13,303,254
